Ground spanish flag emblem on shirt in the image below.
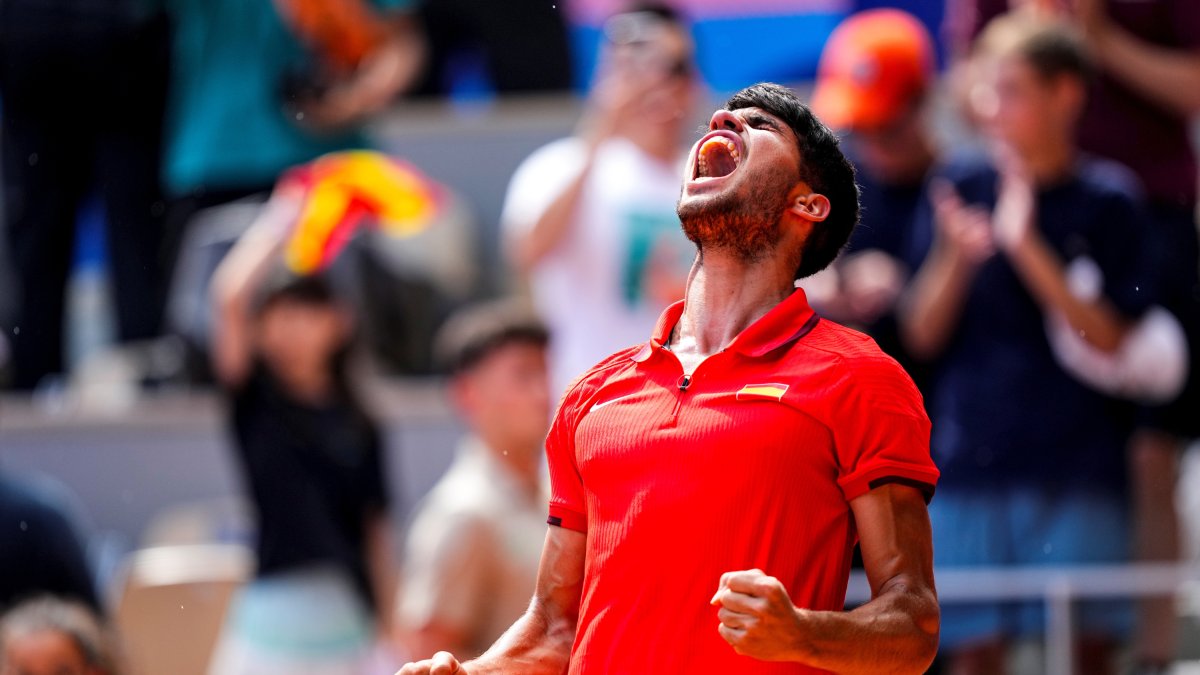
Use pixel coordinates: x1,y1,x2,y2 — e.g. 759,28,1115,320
735,383,789,402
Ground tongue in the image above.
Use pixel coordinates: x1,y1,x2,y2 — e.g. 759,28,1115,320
700,139,737,178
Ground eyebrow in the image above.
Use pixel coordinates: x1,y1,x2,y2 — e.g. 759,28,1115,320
743,110,783,132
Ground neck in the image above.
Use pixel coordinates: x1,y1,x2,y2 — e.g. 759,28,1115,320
479,433,542,499
674,249,795,359
278,366,334,404
1020,139,1075,185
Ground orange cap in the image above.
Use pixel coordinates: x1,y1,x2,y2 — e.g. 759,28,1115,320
811,9,935,131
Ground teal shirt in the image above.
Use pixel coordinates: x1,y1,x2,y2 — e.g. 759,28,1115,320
163,0,405,195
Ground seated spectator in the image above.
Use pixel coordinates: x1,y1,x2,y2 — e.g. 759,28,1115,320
0,596,115,675
899,13,1156,675
206,197,398,674
0,474,98,615
397,299,551,659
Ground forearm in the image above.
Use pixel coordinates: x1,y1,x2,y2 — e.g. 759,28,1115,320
1090,25,1200,117
463,601,574,675
789,585,939,674
898,248,976,360
1007,235,1128,352
512,155,596,272
209,196,297,382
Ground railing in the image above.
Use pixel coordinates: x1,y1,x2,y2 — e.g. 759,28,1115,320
846,562,1200,674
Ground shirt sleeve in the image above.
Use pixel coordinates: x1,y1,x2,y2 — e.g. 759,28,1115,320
832,355,939,503
1086,177,1157,319
499,138,587,242
545,382,588,533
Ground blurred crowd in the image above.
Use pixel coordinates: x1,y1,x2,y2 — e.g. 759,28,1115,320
1,0,1198,674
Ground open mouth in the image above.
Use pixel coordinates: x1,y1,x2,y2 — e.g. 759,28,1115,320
695,134,741,180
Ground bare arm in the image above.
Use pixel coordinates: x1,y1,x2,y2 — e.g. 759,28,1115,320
509,63,663,271
298,14,426,130
711,484,939,674
1077,0,1200,118
897,180,994,360
209,194,303,387
510,148,600,272
396,526,585,675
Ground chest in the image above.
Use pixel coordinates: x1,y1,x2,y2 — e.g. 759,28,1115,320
573,364,841,513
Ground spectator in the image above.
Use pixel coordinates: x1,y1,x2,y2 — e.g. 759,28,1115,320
0,0,170,390
501,2,698,397
161,0,424,265
397,299,550,659
806,8,939,385
0,474,99,615
0,596,115,675
898,14,1154,675
413,0,572,96
206,195,398,674
949,1,1200,669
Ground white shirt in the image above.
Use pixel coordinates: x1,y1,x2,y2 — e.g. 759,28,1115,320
397,437,546,657
502,136,694,397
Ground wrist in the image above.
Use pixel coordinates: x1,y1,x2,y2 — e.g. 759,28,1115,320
788,606,816,663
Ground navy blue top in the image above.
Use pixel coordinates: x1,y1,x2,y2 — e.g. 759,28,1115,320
847,165,932,263
230,365,389,610
843,158,935,390
905,154,1155,492
0,474,99,613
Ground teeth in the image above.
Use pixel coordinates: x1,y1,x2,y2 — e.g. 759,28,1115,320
696,136,740,179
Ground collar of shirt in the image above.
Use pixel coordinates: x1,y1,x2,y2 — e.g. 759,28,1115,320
631,287,820,363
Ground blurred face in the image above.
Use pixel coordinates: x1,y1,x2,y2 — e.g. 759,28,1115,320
848,102,929,184
677,106,802,260
455,341,550,462
974,54,1076,156
603,19,697,128
2,631,94,675
255,300,349,379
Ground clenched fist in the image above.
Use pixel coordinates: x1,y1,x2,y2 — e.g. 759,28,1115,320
396,651,470,675
710,569,804,662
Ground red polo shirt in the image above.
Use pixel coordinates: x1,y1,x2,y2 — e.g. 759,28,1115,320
546,289,938,674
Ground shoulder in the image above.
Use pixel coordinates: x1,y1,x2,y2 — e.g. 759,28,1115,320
560,345,643,402
0,476,78,537
1075,156,1145,203
512,137,587,177
794,319,924,409
937,150,996,184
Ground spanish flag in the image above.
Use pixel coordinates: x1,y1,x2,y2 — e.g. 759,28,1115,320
735,383,789,402
281,150,442,275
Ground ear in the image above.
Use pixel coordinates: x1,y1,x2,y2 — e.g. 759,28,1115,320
1056,75,1086,123
788,191,831,223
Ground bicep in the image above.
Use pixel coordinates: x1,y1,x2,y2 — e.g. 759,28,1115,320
850,484,935,599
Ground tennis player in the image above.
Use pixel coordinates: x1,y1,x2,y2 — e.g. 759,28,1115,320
398,82,940,675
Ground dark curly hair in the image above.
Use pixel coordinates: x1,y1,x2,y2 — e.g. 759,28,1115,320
724,83,860,279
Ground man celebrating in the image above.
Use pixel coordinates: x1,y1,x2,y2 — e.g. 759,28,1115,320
398,83,940,675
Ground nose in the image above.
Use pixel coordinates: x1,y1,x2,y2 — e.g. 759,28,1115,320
708,109,743,133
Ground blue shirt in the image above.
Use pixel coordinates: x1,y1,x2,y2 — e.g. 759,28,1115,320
163,0,405,195
906,154,1155,492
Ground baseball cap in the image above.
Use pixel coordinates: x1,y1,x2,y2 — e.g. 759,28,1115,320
811,9,935,131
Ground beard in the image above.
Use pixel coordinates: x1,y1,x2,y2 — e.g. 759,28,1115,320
676,170,792,263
